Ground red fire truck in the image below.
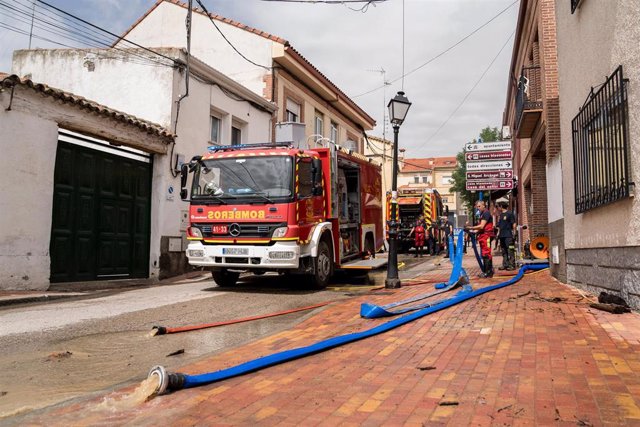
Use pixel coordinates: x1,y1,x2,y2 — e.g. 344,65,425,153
386,187,446,252
179,142,386,289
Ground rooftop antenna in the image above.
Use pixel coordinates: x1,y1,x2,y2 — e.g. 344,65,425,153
367,67,391,142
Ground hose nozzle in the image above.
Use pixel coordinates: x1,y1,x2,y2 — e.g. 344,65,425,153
148,365,186,395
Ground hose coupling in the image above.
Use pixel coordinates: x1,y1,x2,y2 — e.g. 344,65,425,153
148,365,186,395
152,326,167,335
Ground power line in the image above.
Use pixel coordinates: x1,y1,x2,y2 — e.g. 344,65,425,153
0,17,171,69
423,30,515,147
194,0,271,70
352,0,518,99
35,0,177,64
1,0,176,68
260,0,384,3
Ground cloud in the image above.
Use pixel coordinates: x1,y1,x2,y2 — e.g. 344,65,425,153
0,0,518,158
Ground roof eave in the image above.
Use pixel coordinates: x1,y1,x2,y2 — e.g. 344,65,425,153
277,46,375,130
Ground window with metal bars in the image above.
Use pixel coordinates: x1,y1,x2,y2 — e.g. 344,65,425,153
572,65,633,214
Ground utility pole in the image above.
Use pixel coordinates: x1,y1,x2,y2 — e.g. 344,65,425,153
28,0,36,49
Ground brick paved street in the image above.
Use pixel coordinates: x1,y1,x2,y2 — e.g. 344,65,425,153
12,257,640,426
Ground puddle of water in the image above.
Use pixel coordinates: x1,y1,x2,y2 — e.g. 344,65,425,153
0,405,37,420
0,311,314,419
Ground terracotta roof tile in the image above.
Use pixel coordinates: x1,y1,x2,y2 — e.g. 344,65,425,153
400,156,458,173
1,74,174,140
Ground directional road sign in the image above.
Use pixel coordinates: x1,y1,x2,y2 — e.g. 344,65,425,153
466,180,514,191
465,150,512,162
465,160,513,171
466,170,513,180
465,141,512,152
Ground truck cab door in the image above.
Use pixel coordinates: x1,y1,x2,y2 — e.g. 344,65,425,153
296,157,325,242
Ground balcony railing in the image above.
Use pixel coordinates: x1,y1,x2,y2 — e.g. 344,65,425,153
515,66,543,138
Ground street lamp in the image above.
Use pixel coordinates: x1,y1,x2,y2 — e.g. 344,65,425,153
385,91,412,289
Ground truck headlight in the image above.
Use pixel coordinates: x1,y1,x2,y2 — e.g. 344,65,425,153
272,227,288,238
188,227,203,238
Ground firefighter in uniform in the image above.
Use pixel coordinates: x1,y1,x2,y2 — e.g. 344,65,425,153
408,215,426,258
465,200,495,278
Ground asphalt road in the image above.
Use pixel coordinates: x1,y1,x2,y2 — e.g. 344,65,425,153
0,253,437,419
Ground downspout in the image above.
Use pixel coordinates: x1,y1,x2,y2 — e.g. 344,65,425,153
171,0,193,177
270,65,278,142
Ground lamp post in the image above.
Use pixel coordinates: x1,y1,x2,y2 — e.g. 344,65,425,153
385,91,412,289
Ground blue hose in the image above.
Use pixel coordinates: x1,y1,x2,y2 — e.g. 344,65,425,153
469,233,484,271
172,263,547,390
360,231,467,318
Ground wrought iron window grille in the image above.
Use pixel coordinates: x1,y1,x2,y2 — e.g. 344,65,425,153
572,65,633,214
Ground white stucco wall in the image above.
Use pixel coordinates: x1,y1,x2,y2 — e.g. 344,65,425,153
11,48,273,279
556,0,640,249
118,1,273,96
0,106,58,290
12,49,175,127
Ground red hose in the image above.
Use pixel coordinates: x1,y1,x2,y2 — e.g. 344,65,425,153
153,301,333,335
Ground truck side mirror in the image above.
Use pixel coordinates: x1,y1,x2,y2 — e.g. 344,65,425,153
180,164,189,200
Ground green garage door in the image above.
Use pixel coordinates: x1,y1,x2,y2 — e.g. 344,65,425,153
50,137,151,282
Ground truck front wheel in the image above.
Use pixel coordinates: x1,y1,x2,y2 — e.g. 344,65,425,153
211,269,240,287
311,240,333,289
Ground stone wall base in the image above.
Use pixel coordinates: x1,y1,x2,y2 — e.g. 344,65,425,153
566,246,640,309
549,219,567,283
159,236,191,280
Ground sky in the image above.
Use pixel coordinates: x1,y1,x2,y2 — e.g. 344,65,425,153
0,0,519,158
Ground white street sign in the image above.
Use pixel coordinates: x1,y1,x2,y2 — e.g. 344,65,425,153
466,160,513,171
465,141,512,152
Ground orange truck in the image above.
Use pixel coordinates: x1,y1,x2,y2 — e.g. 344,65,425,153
180,142,386,288
386,187,445,252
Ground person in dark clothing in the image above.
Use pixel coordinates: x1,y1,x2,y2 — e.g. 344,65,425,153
496,201,516,270
428,221,438,255
465,200,495,278
463,221,470,254
441,216,454,258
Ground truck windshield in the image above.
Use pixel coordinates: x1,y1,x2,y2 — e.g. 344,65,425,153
191,155,294,203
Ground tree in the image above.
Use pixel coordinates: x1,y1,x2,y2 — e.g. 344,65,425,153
479,126,501,143
449,126,502,215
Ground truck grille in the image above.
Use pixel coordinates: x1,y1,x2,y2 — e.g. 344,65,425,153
195,222,286,238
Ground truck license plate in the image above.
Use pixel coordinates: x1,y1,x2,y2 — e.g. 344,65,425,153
223,247,248,255
211,225,228,234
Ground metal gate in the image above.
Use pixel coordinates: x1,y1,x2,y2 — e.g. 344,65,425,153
50,132,152,282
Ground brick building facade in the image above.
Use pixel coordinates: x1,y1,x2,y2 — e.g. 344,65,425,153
502,0,564,279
